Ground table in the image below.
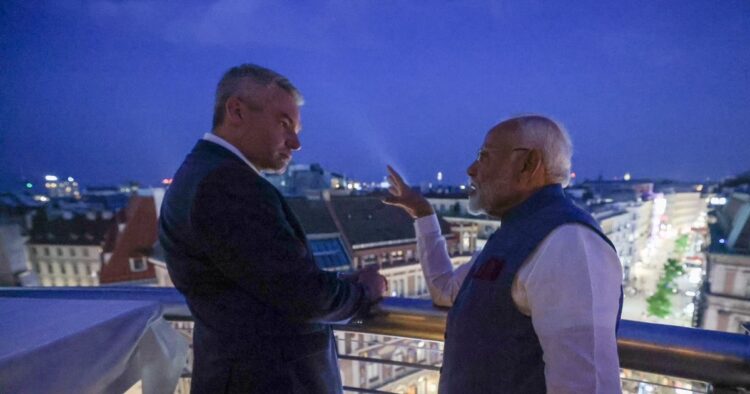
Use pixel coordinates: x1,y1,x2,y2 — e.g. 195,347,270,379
0,297,187,394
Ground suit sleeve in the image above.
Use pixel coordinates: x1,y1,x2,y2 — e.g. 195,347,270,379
191,166,367,323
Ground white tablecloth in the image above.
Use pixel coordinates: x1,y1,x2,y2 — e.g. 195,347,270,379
0,297,188,394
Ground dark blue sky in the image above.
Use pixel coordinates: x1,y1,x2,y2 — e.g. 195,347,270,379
2,0,749,190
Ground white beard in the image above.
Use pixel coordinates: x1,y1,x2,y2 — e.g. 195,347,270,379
467,192,485,215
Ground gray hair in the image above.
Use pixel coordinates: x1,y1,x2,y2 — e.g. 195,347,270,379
511,115,573,187
212,63,304,129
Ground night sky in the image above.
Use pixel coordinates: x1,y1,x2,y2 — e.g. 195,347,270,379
1,1,749,191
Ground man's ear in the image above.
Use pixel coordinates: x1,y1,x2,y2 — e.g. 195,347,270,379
522,149,544,177
224,96,244,125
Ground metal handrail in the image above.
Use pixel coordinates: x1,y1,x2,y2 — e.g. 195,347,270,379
2,287,749,390
337,355,441,372
342,297,750,391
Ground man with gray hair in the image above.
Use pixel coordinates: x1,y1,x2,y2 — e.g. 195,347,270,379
385,115,623,393
160,64,386,393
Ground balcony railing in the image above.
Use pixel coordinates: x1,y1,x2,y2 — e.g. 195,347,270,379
1,287,749,393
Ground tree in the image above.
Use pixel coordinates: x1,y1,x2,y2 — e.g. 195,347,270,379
646,258,686,318
646,284,672,318
675,235,689,255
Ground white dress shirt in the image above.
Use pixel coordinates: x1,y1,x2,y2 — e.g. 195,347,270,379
202,133,261,175
416,214,623,394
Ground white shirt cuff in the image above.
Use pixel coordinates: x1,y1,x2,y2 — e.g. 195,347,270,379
414,214,441,236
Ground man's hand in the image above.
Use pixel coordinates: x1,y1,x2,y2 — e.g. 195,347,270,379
338,270,360,283
357,265,388,302
382,165,435,219
339,265,379,283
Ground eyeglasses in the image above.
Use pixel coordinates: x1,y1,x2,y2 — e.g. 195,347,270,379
475,147,531,163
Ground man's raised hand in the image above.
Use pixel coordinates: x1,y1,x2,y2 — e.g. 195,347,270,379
382,165,434,219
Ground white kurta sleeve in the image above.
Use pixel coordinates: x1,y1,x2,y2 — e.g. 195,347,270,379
414,214,474,307
513,224,623,394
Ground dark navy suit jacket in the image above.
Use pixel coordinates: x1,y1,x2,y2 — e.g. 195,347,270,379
159,140,367,393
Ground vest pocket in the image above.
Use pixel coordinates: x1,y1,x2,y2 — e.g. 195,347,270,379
472,257,505,281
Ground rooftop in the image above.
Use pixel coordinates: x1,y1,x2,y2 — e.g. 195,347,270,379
28,211,113,246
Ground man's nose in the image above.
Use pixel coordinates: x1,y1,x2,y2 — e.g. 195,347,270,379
467,161,477,177
287,133,301,151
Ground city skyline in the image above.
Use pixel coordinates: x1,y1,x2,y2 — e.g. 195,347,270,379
2,1,749,190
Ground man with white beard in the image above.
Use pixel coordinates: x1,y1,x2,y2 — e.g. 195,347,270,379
384,115,623,393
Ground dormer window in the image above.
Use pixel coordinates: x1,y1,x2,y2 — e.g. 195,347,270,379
129,257,147,272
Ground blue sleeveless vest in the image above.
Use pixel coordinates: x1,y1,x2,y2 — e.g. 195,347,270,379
439,184,623,393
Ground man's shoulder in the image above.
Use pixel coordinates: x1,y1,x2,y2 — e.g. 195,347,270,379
547,223,603,242
542,199,602,232
540,224,619,266
195,161,281,207
203,158,262,182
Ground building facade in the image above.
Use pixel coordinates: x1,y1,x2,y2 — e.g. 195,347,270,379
27,211,113,286
593,208,635,284
99,190,164,285
699,192,750,333
663,191,707,234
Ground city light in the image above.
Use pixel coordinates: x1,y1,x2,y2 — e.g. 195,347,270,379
67,177,74,182
161,178,173,185
437,171,443,182
25,183,33,189
710,197,727,206
651,194,667,236
44,175,58,181
624,172,631,181
688,269,702,284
